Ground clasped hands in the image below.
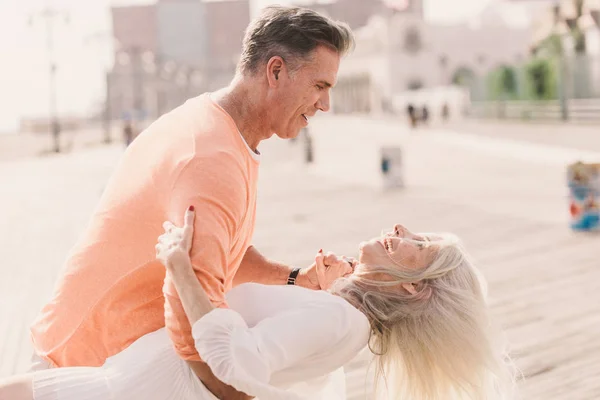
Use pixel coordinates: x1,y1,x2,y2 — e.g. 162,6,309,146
303,249,358,291
156,206,358,292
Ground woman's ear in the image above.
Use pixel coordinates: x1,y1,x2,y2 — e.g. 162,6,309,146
402,282,432,300
401,283,417,295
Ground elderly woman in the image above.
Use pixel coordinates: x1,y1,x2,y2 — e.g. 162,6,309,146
0,207,516,400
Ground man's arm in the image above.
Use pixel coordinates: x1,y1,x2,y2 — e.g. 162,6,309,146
164,151,252,358
162,152,254,399
233,245,320,289
233,246,354,290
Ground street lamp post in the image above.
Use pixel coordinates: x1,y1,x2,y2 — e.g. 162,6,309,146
29,7,69,153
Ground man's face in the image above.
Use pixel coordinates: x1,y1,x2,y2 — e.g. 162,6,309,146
269,46,341,140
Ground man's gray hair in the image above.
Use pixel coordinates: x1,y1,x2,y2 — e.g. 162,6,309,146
238,6,354,75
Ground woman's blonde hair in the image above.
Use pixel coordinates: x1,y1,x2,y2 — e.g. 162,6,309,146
331,233,518,399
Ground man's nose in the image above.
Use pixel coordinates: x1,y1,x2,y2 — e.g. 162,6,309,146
316,91,331,112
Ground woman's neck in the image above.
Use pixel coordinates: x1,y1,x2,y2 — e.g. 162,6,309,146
329,282,363,313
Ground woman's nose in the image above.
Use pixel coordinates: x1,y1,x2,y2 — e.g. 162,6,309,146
393,224,406,236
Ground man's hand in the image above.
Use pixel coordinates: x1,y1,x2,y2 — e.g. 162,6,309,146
234,246,356,291
301,249,357,291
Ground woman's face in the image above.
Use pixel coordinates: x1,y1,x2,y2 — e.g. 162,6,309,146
357,224,435,273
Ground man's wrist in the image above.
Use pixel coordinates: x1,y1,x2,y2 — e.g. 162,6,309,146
287,268,301,285
294,268,320,290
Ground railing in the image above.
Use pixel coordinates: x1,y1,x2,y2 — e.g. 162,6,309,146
469,98,600,122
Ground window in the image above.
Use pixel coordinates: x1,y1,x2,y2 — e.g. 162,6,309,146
404,27,422,54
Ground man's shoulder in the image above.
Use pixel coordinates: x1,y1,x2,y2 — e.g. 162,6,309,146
141,93,243,167
175,93,235,134
145,93,231,135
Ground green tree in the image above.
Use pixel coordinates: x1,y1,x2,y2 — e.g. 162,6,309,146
539,33,564,57
499,66,517,97
525,59,557,100
452,67,476,86
487,66,519,100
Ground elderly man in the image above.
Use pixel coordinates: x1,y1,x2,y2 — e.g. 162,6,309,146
28,5,354,399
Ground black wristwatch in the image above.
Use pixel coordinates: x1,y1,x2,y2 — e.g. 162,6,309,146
287,268,301,285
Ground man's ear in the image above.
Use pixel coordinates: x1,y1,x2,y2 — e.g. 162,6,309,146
266,56,284,87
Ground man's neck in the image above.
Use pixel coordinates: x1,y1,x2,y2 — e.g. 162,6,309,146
212,78,270,151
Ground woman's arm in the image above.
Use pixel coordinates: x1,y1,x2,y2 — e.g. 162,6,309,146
191,292,369,400
156,206,213,327
164,252,214,326
156,207,252,399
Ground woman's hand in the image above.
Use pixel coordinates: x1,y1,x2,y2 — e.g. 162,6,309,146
156,206,195,270
314,250,356,290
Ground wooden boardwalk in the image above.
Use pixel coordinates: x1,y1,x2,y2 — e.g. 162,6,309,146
1,117,599,399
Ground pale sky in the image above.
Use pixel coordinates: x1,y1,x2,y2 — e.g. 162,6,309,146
0,0,496,132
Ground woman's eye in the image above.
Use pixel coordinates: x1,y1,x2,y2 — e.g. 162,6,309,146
416,239,429,249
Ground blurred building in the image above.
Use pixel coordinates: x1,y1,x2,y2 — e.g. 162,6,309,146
296,0,423,30
107,0,430,121
331,0,532,116
112,5,158,54
108,0,250,121
105,0,539,122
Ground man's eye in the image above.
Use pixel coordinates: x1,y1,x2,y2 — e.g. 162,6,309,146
316,85,324,90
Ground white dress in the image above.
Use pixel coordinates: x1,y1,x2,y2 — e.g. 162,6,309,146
32,283,371,400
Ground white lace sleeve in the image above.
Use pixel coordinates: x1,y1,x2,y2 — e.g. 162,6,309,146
191,301,354,400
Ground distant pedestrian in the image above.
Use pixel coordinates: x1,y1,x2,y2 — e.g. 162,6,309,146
441,103,450,122
407,104,417,128
421,105,429,124
304,128,314,163
122,119,135,147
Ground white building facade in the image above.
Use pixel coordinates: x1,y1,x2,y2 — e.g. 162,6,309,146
332,6,532,118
